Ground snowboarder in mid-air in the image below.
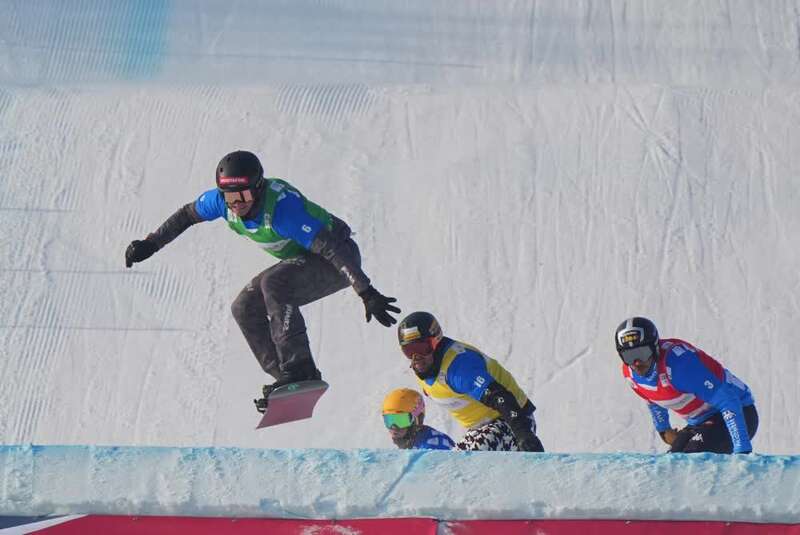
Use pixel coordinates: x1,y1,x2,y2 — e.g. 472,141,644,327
125,150,400,412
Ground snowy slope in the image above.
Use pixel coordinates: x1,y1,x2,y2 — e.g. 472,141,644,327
0,1,798,456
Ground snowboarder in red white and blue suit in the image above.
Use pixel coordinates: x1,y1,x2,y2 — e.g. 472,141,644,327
616,317,757,454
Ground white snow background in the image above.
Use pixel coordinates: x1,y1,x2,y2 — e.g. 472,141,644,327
0,0,799,523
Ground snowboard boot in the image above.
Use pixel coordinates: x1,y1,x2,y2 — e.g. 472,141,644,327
254,361,322,413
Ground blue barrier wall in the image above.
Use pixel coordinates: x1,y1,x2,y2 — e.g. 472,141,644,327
1,445,798,522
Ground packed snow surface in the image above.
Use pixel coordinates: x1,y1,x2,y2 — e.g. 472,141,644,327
0,0,799,523
1,445,798,522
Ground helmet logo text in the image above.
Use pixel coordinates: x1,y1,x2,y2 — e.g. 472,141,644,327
400,326,422,343
218,176,250,187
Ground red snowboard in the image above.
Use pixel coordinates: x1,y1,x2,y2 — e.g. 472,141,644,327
256,380,329,428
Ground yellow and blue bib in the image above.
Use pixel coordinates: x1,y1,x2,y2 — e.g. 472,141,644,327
416,338,528,429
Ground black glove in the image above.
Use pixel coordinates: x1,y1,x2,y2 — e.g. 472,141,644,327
659,428,680,446
508,418,545,452
358,286,400,327
481,381,544,452
125,238,159,268
667,427,694,453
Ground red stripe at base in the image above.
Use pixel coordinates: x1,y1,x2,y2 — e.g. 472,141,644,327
34,516,437,535
25,516,800,535
445,519,800,534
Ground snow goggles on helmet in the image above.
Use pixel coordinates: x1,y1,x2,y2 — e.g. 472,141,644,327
619,345,655,365
383,412,414,429
222,189,254,206
400,339,434,359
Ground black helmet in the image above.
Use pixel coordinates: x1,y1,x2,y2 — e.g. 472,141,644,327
398,311,442,346
615,317,659,364
215,150,264,192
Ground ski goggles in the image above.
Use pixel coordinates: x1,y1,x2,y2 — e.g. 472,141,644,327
383,412,414,429
222,189,254,206
400,339,434,359
619,345,655,365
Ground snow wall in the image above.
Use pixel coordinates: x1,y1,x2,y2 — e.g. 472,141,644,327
3,1,800,532
1,445,799,524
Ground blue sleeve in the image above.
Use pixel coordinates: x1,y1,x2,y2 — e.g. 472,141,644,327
194,189,227,221
668,352,752,453
414,427,455,450
271,190,325,249
445,351,493,401
709,386,752,453
648,403,671,433
442,434,455,449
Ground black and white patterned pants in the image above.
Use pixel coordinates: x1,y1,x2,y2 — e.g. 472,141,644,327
455,415,537,452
